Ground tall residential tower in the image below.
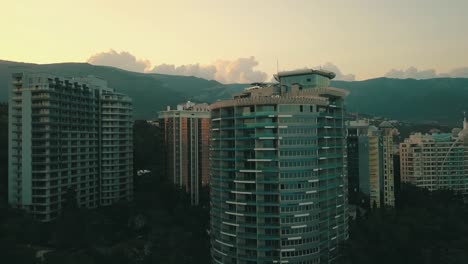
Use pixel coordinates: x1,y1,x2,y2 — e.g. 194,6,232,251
346,120,396,208
159,101,211,205
210,69,349,264
8,73,133,221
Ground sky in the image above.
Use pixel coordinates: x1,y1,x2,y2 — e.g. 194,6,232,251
1,0,468,83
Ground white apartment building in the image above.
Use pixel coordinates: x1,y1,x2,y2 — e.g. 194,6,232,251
8,73,133,221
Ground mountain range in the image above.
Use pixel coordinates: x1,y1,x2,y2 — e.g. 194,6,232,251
1,60,467,126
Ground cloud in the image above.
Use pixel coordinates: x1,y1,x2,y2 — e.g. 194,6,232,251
88,50,468,82
87,50,152,73
152,63,217,80
150,56,267,83
384,66,468,79
385,67,437,79
88,51,267,83
87,50,352,83
448,67,468,78
212,57,268,83
318,62,356,81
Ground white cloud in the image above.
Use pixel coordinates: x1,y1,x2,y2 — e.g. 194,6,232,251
87,50,353,83
88,51,267,83
87,49,152,73
88,50,468,82
151,63,217,80
212,57,268,83
385,67,437,79
448,67,468,78
384,66,468,79
317,62,356,81
150,56,267,83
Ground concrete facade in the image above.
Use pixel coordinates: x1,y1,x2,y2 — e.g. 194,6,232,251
400,129,468,194
8,73,133,221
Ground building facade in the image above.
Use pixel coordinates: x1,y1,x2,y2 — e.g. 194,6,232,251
8,73,133,221
99,88,134,206
380,122,396,207
400,126,468,194
210,69,349,264
346,120,396,208
159,101,211,205
346,120,369,206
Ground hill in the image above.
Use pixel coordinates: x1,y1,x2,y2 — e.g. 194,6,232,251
1,60,467,124
0,60,243,119
333,78,468,125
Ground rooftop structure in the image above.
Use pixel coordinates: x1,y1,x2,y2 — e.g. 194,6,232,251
274,69,336,80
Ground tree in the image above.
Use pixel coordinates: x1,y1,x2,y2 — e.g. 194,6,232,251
339,184,468,264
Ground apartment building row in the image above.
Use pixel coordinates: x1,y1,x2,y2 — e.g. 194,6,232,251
400,122,468,194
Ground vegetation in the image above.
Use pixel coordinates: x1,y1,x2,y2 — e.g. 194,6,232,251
334,77,468,126
0,175,210,263
133,120,163,172
339,184,468,264
1,102,468,263
394,122,452,143
2,60,468,124
0,60,244,119
0,120,210,264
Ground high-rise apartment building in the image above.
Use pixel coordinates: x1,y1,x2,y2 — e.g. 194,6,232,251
346,120,396,208
380,122,396,206
346,120,369,206
8,73,133,221
1,103,8,206
210,69,349,264
99,86,134,206
400,122,468,193
159,101,211,205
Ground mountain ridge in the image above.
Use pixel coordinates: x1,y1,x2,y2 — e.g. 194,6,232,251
0,60,467,125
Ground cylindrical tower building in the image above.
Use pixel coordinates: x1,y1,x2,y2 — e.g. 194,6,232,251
210,69,349,264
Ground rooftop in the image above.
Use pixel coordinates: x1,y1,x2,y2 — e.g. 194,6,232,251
273,69,336,81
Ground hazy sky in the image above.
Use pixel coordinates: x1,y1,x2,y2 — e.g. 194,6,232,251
1,0,468,82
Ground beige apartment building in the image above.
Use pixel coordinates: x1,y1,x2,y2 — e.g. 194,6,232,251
400,124,468,194
347,120,396,208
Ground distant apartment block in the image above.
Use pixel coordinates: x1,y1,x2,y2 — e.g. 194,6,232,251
346,120,396,208
159,101,211,205
210,69,349,264
8,73,133,221
400,121,468,193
